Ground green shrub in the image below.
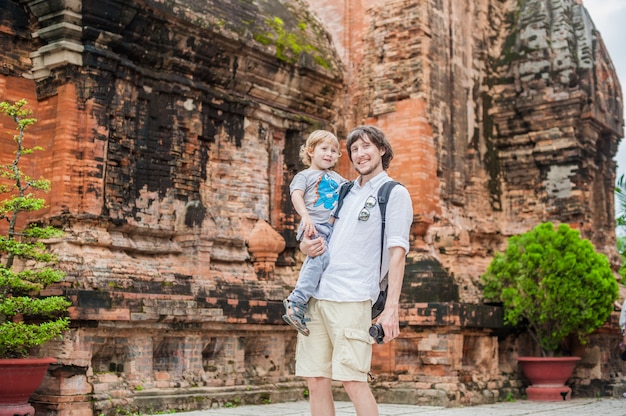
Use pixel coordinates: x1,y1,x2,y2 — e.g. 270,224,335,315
0,99,70,358
482,222,618,356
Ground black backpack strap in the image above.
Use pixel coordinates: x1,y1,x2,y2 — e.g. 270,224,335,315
377,181,401,268
332,180,354,220
372,181,403,319
377,180,400,230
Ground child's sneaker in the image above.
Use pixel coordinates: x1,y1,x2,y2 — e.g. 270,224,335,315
282,299,310,336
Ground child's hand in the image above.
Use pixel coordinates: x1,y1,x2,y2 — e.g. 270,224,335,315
302,218,316,238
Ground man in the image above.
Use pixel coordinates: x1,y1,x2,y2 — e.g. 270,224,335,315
297,125,413,416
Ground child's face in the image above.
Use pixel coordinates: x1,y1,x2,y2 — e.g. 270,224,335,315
308,140,340,170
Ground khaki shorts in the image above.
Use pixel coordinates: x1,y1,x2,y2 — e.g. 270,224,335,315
295,298,373,382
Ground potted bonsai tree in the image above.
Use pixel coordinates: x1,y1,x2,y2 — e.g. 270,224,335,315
0,99,71,415
481,221,618,400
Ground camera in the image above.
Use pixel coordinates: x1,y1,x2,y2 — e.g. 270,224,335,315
369,323,385,344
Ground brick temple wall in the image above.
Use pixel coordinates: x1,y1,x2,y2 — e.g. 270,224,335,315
0,0,624,414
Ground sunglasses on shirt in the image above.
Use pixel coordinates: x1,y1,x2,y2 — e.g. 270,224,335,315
358,195,377,221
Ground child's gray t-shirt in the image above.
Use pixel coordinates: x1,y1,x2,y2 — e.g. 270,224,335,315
289,169,345,240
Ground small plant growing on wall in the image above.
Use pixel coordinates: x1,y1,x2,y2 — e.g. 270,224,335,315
0,99,70,358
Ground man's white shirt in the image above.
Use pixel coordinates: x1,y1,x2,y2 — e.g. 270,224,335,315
314,171,413,303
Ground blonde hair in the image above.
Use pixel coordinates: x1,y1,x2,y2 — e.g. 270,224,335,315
299,130,342,167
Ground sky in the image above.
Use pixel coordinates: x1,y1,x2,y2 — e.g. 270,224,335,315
584,1,626,182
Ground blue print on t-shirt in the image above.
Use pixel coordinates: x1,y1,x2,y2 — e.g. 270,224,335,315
315,173,340,209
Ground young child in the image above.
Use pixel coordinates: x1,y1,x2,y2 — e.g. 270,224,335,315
283,130,346,336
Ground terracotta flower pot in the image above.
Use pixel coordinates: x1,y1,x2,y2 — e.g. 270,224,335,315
518,356,581,401
0,357,56,416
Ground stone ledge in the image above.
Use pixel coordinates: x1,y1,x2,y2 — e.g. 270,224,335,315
132,382,308,413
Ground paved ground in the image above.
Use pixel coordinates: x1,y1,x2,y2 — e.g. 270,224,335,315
152,397,626,415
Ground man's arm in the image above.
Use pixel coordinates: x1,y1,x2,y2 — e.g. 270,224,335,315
375,183,413,342
376,246,406,343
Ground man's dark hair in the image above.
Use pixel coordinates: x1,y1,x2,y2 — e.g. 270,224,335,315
346,125,394,170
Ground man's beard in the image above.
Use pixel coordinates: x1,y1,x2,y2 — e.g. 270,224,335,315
355,161,377,176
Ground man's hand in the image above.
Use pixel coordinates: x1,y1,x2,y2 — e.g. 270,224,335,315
375,304,400,343
300,232,326,257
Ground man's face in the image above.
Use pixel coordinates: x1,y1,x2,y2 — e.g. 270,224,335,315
349,136,385,176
